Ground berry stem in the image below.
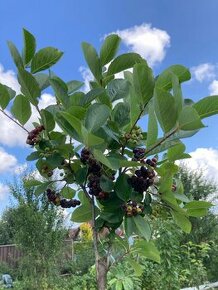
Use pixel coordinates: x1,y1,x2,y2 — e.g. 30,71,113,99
0,108,29,133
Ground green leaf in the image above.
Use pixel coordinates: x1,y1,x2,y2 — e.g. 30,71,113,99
34,181,52,195
67,80,84,94
179,106,205,131
107,53,143,75
75,167,88,184
156,65,191,90
106,79,130,101
71,204,92,223
18,68,41,105
133,215,151,241
167,142,186,161
60,187,76,199
193,95,218,119
100,34,121,66
93,149,115,170
100,175,114,192
186,208,209,217
67,105,86,120
112,102,130,128
100,209,123,224
41,109,55,131
81,127,105,147
31,47,63,73
124,216,135,237
0,84,11,109
184,200,213,210
147,102,158,148
172,73,183,115
146,139,180,156
22,28,36,65
11,94,31,125
81,42,102,82
49,78,68,107
70,92,85,106
171,210,191,233
127,258,143,276
133,63,154,104
24,179,43,188
7,41,24,68
134,240,160,263
59,111,82,136
158,162,179,194
81,88,105,105
26,151,41,161
85,103,110,132
154,87,177,133
34,73,50,90
115,174,132,201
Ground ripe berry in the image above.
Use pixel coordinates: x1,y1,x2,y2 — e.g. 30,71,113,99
26,125,45,146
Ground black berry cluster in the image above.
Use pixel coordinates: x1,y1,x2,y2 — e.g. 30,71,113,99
124,126,143,145
80,148,109,200
26,125,45,146
145,157,157,167
80,148,102,174
46,189,80,208
80,148,91,164
128,166,155,193
87,174,109,200
122,201,144,217
133,147,145,161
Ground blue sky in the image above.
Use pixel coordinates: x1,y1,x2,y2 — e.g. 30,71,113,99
1,0,218,211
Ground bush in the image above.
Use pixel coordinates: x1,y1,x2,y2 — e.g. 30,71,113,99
61,242,95,275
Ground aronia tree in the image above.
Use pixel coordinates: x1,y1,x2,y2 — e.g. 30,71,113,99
1,29,218,289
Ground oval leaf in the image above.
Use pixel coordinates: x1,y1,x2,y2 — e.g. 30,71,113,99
31,47,63,73
11,94,31,125
100,34,121,66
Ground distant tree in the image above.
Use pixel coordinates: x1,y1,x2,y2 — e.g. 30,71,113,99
0,175,66,287
0,208,16,245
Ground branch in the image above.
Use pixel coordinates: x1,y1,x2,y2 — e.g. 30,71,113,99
144,126,179,157
0,108,29,133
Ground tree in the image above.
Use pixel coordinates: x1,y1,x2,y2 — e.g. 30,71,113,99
0,175,66,287
0,208,17,245
1,29,218,289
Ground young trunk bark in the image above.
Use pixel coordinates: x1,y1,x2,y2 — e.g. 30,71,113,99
82,187,109,290
96,256,108,290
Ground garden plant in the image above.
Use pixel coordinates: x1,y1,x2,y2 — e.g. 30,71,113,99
1,29,218,289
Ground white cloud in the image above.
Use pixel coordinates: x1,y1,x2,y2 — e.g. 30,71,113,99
0,147,18,173
0,109,27,147
79,66,93,92
180,148,218,183
191,63,216,82
0,183,10,201
111,23,170,67
0,64,20,93
209,80,218,95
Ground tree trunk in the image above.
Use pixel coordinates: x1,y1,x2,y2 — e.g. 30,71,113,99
96,256,108,290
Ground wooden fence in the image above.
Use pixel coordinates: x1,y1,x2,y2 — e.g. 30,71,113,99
0,240,74,267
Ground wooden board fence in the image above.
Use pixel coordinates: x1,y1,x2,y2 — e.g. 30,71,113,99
0,240,74,267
